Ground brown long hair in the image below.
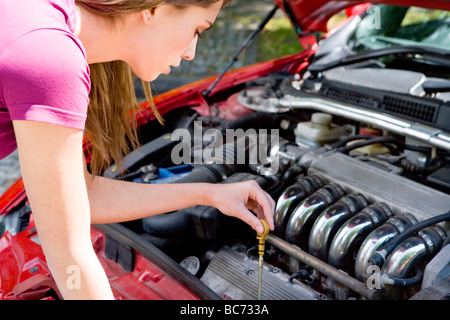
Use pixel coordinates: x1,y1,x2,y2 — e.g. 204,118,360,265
77,0,231,176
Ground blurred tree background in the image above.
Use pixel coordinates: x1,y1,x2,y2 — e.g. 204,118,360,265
151,0,303,94
150,1,450,95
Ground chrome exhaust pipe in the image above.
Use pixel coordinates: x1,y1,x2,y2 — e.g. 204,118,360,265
381,226,447,299
328,203,393,274
354,213,418,281
274,175,324,238
308,193,369,262
285,183,345,250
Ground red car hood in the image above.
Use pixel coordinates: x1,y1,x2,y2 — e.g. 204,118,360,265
275,0,450,33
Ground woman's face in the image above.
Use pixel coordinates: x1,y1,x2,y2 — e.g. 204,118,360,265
124,1,223,81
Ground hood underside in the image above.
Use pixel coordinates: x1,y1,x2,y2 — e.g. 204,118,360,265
275,0,450,32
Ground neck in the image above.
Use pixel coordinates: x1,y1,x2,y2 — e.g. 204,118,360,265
74,3,126,64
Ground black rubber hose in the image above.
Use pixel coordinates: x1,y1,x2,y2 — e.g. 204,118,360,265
183,111,199,130
384,266,423,287
141,165,226,237
289,269,313,285
369,211,450,266
330,134,384,149
331,135,450,156
337,136,401,155
174,165,226,184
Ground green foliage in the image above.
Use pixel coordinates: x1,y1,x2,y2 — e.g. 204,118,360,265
257,17,304,61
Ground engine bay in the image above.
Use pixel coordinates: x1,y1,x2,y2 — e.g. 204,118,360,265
107,54,450,300
0,2,449,302
99,4,450,301
2,53,448,300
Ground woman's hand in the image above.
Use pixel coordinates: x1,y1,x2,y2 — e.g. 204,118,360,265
208,180,275,234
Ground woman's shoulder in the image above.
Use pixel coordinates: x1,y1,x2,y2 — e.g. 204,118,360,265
1,29,89,86
0,0,79,55
0,29,90,132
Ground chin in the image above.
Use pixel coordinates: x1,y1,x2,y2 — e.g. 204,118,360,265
129,65,159,82
136,72,159,82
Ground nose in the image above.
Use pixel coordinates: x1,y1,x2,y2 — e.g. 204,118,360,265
181,37,198,61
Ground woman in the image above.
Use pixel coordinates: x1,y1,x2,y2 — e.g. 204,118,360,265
0,0,275,299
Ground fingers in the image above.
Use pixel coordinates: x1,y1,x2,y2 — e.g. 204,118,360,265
232,199,271,235
239,206,266,234
215,180,275,234
252,205,267,234
246,181,275,233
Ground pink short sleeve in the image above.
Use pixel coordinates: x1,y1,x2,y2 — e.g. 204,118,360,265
1,29,90,130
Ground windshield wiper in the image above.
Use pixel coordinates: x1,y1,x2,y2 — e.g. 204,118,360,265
309,45,450,73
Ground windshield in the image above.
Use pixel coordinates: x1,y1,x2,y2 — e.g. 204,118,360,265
348,5,450,53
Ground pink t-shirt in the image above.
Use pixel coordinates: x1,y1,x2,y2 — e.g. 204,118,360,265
0,0,91,159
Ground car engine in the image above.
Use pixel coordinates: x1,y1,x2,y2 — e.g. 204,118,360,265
105,51,450,300
0,3,448,302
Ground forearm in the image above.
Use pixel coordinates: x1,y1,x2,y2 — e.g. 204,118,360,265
47,244,114,300
85,172,276,235
13,121,115,300
86,174,216,224
32,183,113,300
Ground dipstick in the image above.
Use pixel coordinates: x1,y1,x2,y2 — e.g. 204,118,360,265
256,219,270,300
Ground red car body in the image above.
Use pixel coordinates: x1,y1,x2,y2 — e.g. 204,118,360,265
1,0,449,300
0,55,309,301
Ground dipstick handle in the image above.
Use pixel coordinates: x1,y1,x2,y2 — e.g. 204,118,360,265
256,220,270,300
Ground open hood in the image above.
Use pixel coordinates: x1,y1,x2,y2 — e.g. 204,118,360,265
274,0,450,33
1,0,449,303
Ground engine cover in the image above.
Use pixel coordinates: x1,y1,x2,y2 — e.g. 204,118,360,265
304,151,450,219
200,246,324,300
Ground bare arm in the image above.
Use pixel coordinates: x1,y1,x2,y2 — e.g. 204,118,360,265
13,120,114,300
84,161,275,234
12,118,274,300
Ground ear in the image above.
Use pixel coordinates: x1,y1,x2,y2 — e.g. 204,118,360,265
140,9,152,24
